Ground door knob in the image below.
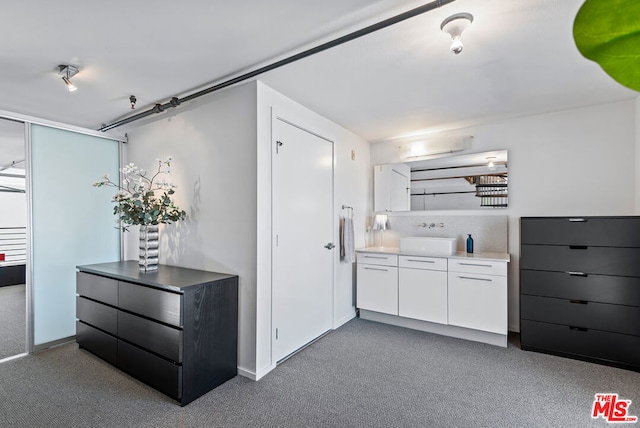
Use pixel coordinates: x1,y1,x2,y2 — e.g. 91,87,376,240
324,243,335,250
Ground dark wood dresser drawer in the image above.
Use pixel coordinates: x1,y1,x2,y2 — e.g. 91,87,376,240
76,272,118,306
76,321,117,365
118,340,181,400
76,261,238,405
521,245,640,277
520,270,640,306
76,297,117,335
521,217,640,247
521,295,640,336
118,281,182,327
520,320,640,369
118,311,183,363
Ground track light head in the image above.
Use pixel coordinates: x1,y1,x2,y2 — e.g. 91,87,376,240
58,64,79,92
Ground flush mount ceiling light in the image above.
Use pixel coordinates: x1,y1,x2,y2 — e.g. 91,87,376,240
58,64,79,92
440,12,473,55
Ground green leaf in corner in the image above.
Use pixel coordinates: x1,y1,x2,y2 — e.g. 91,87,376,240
573,0,640,92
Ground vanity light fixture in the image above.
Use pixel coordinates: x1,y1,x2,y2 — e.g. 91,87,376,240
440,13,473,55
486,156,497,171
58,64,79,92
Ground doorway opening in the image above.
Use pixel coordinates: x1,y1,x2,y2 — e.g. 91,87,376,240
0,118,26,361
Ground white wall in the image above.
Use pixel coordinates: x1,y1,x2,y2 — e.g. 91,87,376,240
122,81,371,379
255,82,370,378
371,99,637,331
122,83,259,374
0,192,26,227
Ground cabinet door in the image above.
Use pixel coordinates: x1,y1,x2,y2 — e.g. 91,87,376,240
399,268,447,324
374,163,410,212
448,272,507,334
357,264,398,315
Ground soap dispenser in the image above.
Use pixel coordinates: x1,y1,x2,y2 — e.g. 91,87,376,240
466,234,474,254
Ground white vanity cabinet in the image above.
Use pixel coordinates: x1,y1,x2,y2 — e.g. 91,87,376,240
356,248,510,348
356,253,398,315
398,255,447,324
447,259,508,335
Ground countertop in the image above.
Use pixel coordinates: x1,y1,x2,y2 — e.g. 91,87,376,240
356,246,510,262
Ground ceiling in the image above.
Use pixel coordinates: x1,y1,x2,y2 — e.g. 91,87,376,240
0,0,637,168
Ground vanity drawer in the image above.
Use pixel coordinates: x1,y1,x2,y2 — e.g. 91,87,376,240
357,264,398,315
521,295,640,336
118,340,181,400
447,272,507,334
76,297,117,335
76,321,117,365
76,272,118,306
521,245,640,277
118,281,182,327
399,255,447,271
357,253,397,267
521,320,640,369
118,311,183,363
520,270,640,306
448,259,507,276
521,217,640,247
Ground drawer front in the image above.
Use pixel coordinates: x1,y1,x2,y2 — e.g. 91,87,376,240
76,297,117,335
520,270,640,306
76,321,117,365
398,255,447,271
357,253,398,267
521,320,640,368
356,264,398,315
76,272,118,306
521,245,640,277
521,217,640,247
521,295,640,336
399,268,447,324
118,281,182,327
447,272,507,334
117,340,181,400
118,311,182,363
448,259,507,276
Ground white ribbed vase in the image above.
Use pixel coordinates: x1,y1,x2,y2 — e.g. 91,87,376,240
139,224,159,272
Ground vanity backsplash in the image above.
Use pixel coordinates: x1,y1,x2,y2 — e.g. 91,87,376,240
373,214,508,253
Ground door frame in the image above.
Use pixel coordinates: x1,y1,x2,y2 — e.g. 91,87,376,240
0,109,125,357
270,113,336,364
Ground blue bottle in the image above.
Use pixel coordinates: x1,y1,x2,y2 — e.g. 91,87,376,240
466,234,474,254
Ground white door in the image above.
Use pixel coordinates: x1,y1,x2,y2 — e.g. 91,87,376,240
272,117,334,362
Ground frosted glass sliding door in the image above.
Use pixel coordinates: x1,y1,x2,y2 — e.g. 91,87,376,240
30,125,120,346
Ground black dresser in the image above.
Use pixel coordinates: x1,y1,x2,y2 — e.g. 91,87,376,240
520,217,640,371
76,261,238,405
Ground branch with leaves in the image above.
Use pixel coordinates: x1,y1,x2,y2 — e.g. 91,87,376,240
93,157,186,231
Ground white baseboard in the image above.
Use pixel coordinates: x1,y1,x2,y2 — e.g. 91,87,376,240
238,363,276,381
360,310,507,348
334,310,356,329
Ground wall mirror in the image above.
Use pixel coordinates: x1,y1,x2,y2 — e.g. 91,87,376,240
374,150,508,212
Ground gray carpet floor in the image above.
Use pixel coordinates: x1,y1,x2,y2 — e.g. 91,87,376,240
0,317,638,427
0,283,25,359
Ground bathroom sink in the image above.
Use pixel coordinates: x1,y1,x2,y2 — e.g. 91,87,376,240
400,237,457,255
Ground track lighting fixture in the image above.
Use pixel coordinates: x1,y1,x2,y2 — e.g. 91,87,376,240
58,64,79,92
130,95,137,109
440,13,473,55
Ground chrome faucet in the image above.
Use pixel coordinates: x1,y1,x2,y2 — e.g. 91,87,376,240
417,222,445,228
